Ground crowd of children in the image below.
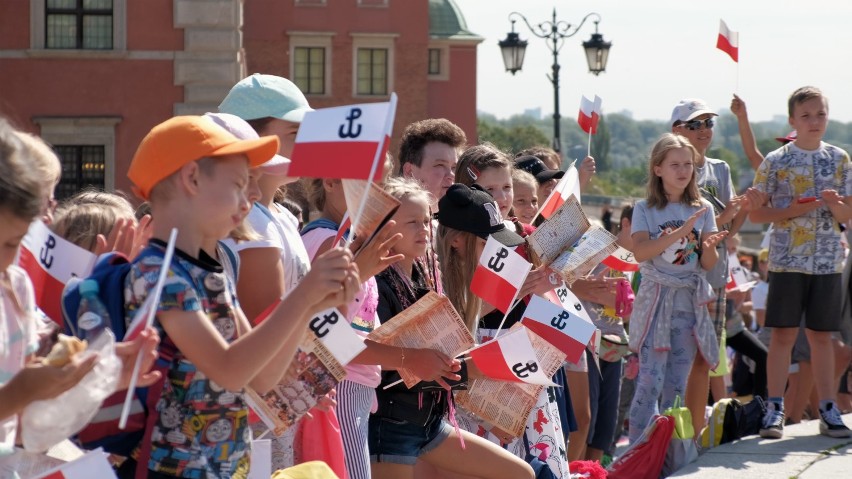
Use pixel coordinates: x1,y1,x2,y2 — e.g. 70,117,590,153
1,76,851,479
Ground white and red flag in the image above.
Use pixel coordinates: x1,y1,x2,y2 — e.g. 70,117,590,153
726,253,756,293
468,326,558,386
470,236,532,313
578,95,602,134
521,294,596,364
603,246,640,272
307,307,367,366
18,220,96,325
289,93,397,180
716,20,739,62
34,449,117,479
537,165,581,219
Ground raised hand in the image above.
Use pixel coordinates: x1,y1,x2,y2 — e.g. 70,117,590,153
301,248,361,311
579,156,596,189
730,94,748,120
352,220,404,280
679,207,708,238
703,231,729,251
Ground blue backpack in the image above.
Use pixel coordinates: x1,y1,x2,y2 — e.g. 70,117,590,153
60,245,188,458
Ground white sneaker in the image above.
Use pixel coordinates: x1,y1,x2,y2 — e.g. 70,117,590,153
819,402,852,438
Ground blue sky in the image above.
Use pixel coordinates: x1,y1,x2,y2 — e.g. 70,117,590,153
456,0,852,122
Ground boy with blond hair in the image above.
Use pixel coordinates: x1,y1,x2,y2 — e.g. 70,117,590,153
751,86,852,439
120,116,360,478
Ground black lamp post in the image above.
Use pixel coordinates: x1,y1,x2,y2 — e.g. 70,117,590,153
499,9,611,153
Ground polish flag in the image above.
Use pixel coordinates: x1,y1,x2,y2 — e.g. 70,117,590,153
578,95,602,134
521,295,596,364
537,165,581,219
716,20,739,62
35,449,117,479
603,246,640,272
470,236,532,313
726,253,756,293
307,307,367,366
289,93,397,181
18,221,96,324
468,326,558,386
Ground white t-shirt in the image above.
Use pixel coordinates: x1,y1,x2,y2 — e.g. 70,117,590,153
0,266,39,457
224,203,311,293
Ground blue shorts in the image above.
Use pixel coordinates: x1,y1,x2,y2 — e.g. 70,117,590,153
368,414,452,465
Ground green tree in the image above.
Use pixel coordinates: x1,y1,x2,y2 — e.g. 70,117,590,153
477,117,550,154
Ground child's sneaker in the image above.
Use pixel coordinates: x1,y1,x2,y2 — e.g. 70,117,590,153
819,402,852,438
760,402,784,439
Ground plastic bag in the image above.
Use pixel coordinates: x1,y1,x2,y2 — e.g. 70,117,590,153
661,436,699,477
22,330,121,452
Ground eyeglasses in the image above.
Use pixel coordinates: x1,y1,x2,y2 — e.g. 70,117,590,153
677,118,715,131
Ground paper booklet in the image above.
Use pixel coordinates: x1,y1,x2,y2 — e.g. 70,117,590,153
245,330,346,436
342,179,401,246
527,195,617,283
368,292,475,388
455,327,566,438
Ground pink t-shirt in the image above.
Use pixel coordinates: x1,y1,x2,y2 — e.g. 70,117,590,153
301,228,381,388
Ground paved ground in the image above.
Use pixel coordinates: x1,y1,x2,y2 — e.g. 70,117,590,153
670,413,852,478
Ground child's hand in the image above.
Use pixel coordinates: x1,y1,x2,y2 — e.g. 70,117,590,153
719,197,745,224
741,188,766,212
15,354,98,403
579,156,596,188
679,207,708,237
301,248,361,311
352,220,404,280
518,266,556,298
115,327,162,390
703,231,729,250
821,189,845,207
405,348,462,389
788,195,824,217
730,94,748,120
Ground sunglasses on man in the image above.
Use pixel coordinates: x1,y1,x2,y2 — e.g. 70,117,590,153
677,118,715,131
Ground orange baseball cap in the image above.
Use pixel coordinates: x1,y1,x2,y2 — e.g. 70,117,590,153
128,116,280,199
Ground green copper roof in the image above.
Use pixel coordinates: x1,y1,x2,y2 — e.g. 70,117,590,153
429,0,482,40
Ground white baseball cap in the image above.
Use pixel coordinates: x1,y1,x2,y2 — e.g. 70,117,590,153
670,99,718,126
203,112,290,176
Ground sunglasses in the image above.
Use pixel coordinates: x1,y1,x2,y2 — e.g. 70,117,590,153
678,118,715,131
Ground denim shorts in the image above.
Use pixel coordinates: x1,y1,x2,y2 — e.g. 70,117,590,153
368,414,452,465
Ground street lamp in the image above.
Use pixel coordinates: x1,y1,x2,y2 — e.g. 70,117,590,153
498,9,611,153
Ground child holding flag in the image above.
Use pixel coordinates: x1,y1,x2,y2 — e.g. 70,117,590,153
627,133,727,443
118,116,361,478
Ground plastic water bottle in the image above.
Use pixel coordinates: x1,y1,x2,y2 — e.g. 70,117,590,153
77,279,109,341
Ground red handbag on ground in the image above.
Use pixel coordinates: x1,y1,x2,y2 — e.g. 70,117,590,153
296,408,349,479
607,415,675,479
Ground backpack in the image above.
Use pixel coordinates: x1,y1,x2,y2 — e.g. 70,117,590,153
608,415,675,479
699,398,743,449
60,245,190,459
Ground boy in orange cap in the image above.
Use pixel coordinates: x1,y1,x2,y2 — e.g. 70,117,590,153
119,116,360,478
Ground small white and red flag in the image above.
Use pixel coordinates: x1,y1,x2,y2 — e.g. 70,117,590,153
716,20,739,62
19,220,96,325
470,236,532,313
289,93,397,180
537,165,581,219
521,294,596,364
306,307,367,366
603,246,640,272
468,326,558,386
726,253,756,293
578,95,602,134
34,449,117,479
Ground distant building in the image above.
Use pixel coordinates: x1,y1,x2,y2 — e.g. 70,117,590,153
522,107,542,120
0,0,481,199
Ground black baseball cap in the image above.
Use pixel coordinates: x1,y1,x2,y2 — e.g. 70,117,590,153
514,155,564,184
438,184,525,247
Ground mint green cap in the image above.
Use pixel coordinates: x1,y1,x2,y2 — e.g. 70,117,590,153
219,74,313,123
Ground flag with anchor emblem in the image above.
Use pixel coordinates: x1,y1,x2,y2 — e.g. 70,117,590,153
470,235,532,313
521,294,596,364
18,220,96,324
468,326,558,386
289,93,397,180
603,246,640,272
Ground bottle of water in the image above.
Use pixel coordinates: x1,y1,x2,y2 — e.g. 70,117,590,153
77,279,109,341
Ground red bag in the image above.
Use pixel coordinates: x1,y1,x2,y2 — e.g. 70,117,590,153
607,415,675,479
296,408,348,479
